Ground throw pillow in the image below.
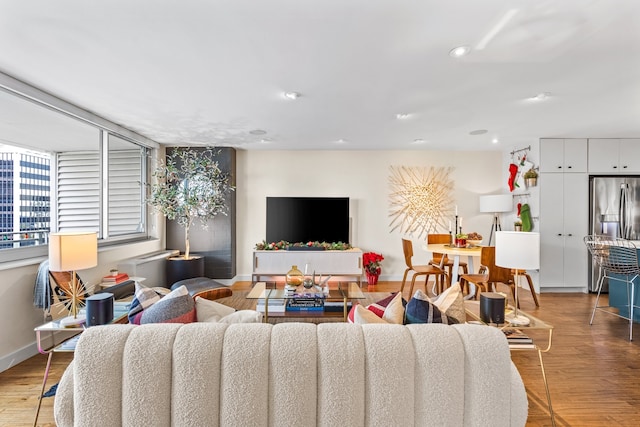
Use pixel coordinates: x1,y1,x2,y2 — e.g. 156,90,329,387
430,282,466,324
140,285,196,324
195,296,236,322
352,304,389,324
379,292,404,324
405,291,451,324
127,283,162,324
366,292,406,319
219,310,263,323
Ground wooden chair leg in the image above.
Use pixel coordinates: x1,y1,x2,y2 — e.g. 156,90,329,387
400,269,410,293
459,278,468,296
409,273,420,298
523,273,540,307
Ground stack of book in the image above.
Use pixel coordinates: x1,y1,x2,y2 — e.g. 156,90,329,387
503,329,535,349
256,298,286,313
287,292,325,312
324,301,353,312
102,272,130,285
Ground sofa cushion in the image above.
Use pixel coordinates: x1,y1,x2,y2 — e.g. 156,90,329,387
218,310,263,323
405,290,451,324
195,297,262,323
195,296,236,322
140,285,196,324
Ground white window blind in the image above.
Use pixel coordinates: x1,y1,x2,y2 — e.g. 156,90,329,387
108,149,143,235
56,151,100,232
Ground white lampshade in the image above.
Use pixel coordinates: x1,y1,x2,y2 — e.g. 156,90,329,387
49,232,98,272
495,231,540,270
479,194,513,213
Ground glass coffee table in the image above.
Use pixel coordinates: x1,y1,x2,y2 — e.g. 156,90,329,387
247,281,365,322
465,300,555,427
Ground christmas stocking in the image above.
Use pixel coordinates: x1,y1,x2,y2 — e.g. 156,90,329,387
517,202,522,216
520,203,533,232
515,160,533,190
508,163,518,192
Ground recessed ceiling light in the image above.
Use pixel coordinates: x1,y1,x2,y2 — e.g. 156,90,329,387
492,138,499,144
469,129,488,135
449,45,470,58
283,91,301,100
396,113,412,120
249,129,267,135
259,139,271,144
334,139,347,144
529,92,551,101
413,139,427,144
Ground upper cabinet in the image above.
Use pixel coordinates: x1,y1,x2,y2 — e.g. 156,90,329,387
588,139,640,174
539,138,588,173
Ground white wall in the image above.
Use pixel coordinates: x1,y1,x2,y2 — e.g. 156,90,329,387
236,150,504,280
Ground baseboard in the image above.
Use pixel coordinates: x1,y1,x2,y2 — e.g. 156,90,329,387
0,341,38,373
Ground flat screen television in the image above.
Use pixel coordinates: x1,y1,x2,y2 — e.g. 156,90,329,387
266,197,349,244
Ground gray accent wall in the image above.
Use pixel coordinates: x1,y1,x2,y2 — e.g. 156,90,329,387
166,147,237,279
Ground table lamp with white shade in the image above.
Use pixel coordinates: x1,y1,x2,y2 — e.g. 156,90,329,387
495,231,539,326
48,231,98,325
479,194,513,246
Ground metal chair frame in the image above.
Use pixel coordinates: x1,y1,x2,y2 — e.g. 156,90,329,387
584,235,640,341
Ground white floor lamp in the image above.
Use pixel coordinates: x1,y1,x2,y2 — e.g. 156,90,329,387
495,231,540,326
479,194,513,246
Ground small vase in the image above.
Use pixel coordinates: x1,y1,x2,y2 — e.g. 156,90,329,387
286,265,304,286
366,273,379,286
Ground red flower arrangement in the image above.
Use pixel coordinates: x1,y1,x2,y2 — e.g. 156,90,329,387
363,252,384,275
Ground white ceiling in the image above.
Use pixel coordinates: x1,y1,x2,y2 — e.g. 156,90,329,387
0,0,639,151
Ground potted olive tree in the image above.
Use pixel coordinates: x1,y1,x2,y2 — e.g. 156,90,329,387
148,147,234,283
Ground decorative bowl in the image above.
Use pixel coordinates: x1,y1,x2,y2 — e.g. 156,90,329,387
467,239,483,246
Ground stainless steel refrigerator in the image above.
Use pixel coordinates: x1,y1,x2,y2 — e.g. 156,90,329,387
589,176,640,291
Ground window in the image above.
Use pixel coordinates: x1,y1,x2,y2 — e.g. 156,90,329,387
0,75,157,262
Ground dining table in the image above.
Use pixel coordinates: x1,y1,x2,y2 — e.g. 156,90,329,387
424,243,483,288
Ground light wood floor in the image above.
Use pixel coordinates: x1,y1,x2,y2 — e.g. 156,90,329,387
3,281,640,426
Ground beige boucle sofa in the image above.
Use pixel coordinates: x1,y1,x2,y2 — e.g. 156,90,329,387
54,322,528,426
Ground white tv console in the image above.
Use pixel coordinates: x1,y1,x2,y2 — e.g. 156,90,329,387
252,248,363,284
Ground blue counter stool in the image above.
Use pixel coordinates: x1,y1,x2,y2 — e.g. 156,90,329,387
585,235,640,341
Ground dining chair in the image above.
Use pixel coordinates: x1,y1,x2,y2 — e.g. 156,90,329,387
459,246,513,301
400,238,447,298
509,269,540,307
427,233,468,292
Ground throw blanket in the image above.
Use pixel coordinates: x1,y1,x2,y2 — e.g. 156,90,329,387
33,259,52,311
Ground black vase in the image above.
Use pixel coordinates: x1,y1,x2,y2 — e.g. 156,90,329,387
165,255,205,287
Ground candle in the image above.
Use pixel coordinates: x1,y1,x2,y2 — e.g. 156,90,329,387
455,205,458,216
460,217,463,228
449,220,452,232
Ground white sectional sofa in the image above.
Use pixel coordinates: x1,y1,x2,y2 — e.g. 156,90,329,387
54,322,528,426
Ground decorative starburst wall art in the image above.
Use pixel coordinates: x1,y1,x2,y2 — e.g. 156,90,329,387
388,166,454,238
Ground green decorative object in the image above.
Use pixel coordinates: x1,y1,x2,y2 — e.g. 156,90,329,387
520,204,533,232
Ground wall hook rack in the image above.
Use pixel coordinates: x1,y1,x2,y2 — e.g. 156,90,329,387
510,145,531,156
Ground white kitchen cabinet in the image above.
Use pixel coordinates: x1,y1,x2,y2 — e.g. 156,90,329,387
253,248,363,283
588,138,640,173
539,172,588,291
539,138,588,173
